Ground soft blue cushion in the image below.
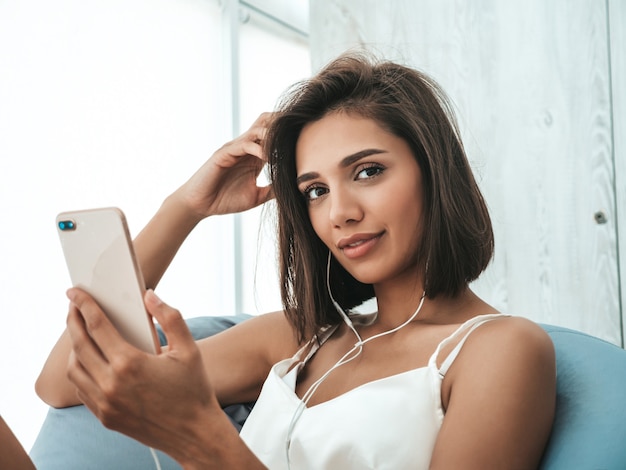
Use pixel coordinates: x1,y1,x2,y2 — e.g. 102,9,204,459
30,405,181,470
30,317,626,469
156,314,253,344
539,324,626,469
30,314,252,470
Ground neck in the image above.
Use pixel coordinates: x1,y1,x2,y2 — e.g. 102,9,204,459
373,282,482,328
372,277,426,327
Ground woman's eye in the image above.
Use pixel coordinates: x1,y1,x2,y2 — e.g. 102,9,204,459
355,164,384,180
303,185,327,201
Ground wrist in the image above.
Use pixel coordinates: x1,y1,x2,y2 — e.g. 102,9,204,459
161,191,207,229
175,406,265,470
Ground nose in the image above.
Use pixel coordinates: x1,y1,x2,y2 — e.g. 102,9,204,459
329,186,363,228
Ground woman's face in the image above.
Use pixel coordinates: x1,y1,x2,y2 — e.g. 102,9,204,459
295,112,424,288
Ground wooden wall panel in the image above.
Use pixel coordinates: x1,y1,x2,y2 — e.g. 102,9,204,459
310,0,623,344
609,0,626,346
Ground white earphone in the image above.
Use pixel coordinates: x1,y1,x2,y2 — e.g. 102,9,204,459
285,251,426,467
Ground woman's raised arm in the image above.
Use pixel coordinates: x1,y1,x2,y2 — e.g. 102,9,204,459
35,113,274,408
136,112,273,289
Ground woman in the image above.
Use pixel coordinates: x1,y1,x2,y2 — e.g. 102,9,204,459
35,54,556,469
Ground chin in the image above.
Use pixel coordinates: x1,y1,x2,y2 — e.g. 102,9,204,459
345,268,386,286
345,260,420,288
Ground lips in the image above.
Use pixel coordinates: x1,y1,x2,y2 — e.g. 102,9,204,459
337,231,385,259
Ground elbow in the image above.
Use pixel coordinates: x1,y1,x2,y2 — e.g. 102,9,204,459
35,370,78,409
34,374,52,406
34,372,56,407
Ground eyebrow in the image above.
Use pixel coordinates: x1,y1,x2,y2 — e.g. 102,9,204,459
296,148,388,186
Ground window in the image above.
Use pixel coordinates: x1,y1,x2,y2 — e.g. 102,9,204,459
0,0,309,449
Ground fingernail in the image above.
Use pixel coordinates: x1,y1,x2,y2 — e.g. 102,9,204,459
146,289,162,305
66,288,76,301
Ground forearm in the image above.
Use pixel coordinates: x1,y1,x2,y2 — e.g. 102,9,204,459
134,192,206,290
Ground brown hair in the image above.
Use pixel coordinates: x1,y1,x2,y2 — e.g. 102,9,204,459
266,53,493,342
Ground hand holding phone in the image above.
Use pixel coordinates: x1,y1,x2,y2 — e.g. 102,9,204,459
56,207,159,354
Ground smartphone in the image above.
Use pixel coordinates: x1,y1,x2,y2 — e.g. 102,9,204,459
56,207,159,354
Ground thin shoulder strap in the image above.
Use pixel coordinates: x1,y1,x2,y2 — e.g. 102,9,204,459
293,324,340,364
432,314,509,378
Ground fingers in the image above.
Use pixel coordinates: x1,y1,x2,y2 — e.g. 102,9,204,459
258,184,274,204
227,130,265,161
66,288,133,362
176,111,275,217
65,302,110,409
248,112,273,145
221,112,273,164
144,290,196,354
251,111,274,131
65,295,108,370
66,288,153,418
65,287,145,401
66,342,103,411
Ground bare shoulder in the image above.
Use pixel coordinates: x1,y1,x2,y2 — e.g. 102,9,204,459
432,316,556,469
236,310,301,356
446,314,556,397
199,310,300,363
464,315,555,365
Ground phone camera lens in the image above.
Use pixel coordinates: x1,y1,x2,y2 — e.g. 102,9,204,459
58,220,76,231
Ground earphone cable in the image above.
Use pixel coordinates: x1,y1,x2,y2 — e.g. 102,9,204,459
149,447,162,470
286,252,426,467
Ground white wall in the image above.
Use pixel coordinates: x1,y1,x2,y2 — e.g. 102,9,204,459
0,0,309,451
309,0,624,346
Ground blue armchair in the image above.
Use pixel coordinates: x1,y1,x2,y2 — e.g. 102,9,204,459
29,317,626,469
538,324,626,468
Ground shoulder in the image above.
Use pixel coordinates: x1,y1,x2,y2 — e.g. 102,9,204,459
224,310,300,353
445,314,556,407
432,316,556,468
197,310,301,367
467,315,554,361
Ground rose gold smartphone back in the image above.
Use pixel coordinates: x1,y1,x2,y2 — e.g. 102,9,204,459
56,207,159,354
